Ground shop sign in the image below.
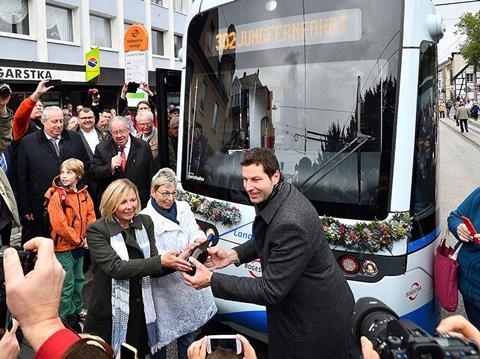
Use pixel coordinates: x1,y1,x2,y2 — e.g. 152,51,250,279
0,66,85,82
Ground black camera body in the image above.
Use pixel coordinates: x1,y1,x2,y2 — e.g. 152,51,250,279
352,297,480,358
0,246,36,332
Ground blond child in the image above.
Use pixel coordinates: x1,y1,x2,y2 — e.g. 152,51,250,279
44,158,96,330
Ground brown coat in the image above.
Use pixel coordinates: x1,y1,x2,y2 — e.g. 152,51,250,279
45,176,96,252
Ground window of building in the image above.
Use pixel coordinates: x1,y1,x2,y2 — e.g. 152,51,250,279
174,0,189,14
151,0,168,7
46,5,73,42
90,15,112,48
467,73,474,82
152,29,165,56
199,79,207,113
0,0,29,35
212,102,219,130
174,34,182,58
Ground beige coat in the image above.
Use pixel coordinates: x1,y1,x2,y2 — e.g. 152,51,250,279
0,169,20,226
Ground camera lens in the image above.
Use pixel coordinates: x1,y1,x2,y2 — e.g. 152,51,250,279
351,297,399,353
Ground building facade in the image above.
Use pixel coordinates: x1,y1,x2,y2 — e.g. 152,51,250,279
0,0,193,110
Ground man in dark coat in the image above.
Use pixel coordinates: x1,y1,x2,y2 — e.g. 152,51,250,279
184,148,355,359
90,116,153,207
15,106,90,242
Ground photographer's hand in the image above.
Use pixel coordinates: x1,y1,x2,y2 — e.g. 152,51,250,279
0,319,20,359
437,315,480,345
3,237,66,351
361,337,380,359
182,257,212,289
31,80,53,103
187,336,207,359
237,334,257,359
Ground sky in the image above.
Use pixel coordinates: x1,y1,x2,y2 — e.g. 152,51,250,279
433,0,480,63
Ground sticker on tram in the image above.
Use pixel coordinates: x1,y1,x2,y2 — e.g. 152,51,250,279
406,282,422,301
245,259,262,278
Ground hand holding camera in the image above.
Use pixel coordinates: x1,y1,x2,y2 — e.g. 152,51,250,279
0,84,11,109
187,334,257,359
31,80,54,102
3,237,66,352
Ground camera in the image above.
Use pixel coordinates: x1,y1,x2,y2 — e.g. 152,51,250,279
46,79,62,88
207,335,242,354
88,88,99,96
0,246,36,335
352,297,480,358
0,84,11,98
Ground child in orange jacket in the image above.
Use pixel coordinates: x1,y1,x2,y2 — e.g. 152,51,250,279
45,158,96,331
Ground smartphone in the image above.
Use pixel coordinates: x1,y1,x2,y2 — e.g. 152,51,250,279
127,82,140,93
461,216,479,242
120,342,138,359
207,335,242,354
47,79,62,88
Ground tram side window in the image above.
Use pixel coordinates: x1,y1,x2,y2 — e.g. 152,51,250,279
411,42,438,218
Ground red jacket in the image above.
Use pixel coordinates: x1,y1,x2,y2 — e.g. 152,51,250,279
35,329,80,359
45,177,96,252
13,96,36,140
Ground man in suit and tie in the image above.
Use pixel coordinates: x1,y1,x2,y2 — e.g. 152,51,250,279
90,116,153,207
15,106,89,242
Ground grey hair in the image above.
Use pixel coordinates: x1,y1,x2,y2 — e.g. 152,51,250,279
169,116,179,128
108,116,130,131
151,167,177,191
137,111,154,123
41,106,63,122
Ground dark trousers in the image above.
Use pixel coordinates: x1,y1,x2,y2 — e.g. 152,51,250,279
0,222,12,246
460,119,469,133
20,216,48,245
463,296,480,330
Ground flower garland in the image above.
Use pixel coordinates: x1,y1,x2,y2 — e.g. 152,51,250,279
178,191,241,226
322,212,412,253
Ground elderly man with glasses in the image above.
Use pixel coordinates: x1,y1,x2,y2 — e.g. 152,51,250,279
90,116,153,208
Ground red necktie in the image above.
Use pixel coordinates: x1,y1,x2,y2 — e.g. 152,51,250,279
121,150,126,171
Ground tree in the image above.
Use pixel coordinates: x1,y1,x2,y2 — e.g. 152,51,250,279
456,11,480,69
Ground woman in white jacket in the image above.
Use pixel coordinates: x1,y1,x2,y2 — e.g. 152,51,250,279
141,168,217,359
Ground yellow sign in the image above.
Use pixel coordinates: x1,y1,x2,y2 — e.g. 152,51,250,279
216,9,361,53
85,47,100,82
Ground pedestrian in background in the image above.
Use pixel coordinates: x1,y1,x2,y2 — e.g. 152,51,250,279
439,101,446,118
456,101,470,133
45,158,95,330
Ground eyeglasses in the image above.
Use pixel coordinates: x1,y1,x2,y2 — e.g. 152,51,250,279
79,116,95,120
157,190,177,198
111,128,128,136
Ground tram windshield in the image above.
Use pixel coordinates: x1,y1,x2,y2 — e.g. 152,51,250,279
181,0,402,220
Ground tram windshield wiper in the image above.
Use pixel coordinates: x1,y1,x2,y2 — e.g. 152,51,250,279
298,75,374,196
297,133,374,195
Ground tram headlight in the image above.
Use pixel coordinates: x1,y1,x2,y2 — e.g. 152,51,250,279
338,255,360,274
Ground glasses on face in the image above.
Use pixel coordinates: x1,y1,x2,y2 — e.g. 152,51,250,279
156,190,177,198
79,116,95,120
111,128,128,136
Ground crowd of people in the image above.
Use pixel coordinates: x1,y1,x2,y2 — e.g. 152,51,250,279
2,79,480,359
439,97,480,133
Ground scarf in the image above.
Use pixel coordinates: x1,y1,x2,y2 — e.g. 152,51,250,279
151,198,179,225
110,223,159,355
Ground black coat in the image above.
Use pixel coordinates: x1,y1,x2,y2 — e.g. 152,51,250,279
15,129,90,219
90,136,153,208
84,215,169,354
211,182,354,359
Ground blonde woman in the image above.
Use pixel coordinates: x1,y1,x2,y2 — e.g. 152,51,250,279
84,179,192,357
